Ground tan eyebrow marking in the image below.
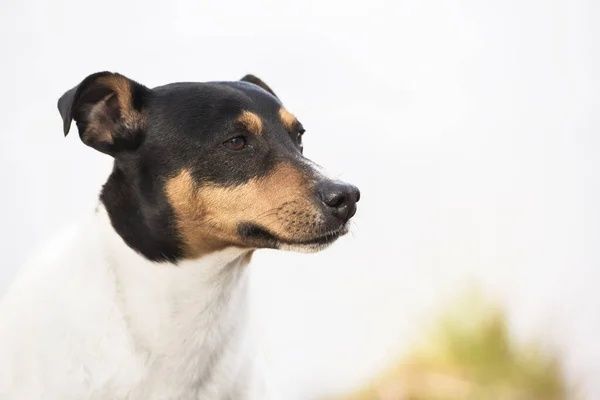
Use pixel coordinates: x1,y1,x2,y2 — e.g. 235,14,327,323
278,107,297,131
236,110,263,135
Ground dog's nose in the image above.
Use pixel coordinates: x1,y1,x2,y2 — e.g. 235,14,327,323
316,180,360,222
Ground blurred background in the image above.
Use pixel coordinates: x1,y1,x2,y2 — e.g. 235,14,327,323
1,0,599,398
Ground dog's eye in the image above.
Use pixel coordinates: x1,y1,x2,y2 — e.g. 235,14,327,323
296,128,305,146
223,136,247,151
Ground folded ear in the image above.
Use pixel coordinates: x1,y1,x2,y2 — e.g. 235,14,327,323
241,74,278,98
58,72,150,155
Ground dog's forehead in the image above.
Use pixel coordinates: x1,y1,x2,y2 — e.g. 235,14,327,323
151,81,283,120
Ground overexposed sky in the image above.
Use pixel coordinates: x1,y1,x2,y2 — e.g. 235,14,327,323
1,0,599,398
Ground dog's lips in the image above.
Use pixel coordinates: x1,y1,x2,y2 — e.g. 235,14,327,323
237,221,349,250
287,223,349,246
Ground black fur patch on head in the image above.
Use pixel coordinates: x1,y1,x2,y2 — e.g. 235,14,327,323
59,73,357,262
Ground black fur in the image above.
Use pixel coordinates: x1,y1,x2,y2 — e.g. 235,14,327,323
58,72,151,155
58,72,358,262
240,74,278,98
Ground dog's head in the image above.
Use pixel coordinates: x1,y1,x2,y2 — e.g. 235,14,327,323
58,72,360,262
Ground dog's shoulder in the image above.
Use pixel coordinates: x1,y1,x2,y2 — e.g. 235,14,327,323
1,214,110,311
0,215,139,399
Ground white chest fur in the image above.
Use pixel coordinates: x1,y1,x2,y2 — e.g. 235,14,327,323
0,207,266,400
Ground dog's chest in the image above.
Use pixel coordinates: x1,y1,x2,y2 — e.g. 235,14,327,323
92,246,254,399
0,210,262,400
104,278,253,399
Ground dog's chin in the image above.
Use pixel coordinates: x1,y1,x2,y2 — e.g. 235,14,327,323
277,224,349,253
237,222,349,253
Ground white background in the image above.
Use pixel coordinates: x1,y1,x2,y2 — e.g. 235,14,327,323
1,0,599,398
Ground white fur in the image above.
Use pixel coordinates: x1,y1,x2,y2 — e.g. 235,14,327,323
0,206,269,400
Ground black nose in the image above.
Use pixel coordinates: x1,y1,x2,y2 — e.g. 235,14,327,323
316,180,360,222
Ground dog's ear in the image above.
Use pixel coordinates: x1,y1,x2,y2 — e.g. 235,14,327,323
241,74,278,98
58,72,151,155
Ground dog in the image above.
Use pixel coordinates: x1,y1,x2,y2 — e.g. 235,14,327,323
0,72,359,399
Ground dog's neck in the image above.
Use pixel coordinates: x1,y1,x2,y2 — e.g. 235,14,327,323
94,205,256,393
99,167,184,262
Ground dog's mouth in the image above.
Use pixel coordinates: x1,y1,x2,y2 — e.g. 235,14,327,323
237,222,349,251
289,224,348,246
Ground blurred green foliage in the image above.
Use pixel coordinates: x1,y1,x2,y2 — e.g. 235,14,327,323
334,293,571,400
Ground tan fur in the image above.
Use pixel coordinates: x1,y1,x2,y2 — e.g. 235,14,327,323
278,107,297,131
96,74,145,133
237,110,263,135
165,163,321,258
85,93,119,146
